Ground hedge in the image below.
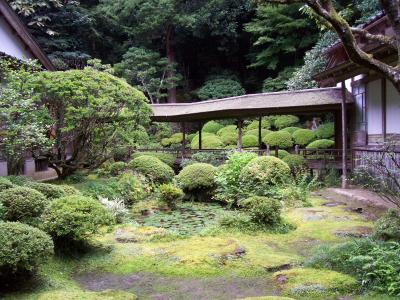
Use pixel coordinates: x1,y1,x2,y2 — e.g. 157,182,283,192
306,139,335,149
263,131,294,149
292,129,316,146
128,155,174,183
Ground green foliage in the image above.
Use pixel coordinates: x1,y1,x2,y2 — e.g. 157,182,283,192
374,209,400,242
58,185,81,196
41,195,114,244
245,4,318,70
315,122,335,139
197,78,245,100
176,163,217,201
128,155,174,183
191,152,225,167
262,67,296,92
245,128,270,139
281,127,302,135
98,197,130,224
202,121,224,134
158,183,184,209
5,175,31,186
273,115,299,130
26,182,66,200
106,162,127,176
240,196,282,226
220,132,238,146
292,129,316,146
217,125,237,137
215,152,257,206
282,154,307,175
131,152,176,167
246,119,271,130
30,68,151,178
217,211,258,231
190,134,224,149
307,139,335,149
0,187,48,224
263,131,294,149
242,134,258,148
0,177,13,191
115,47,181,103
161,133,183,147
324,169,341,187
0,202,4,221
0,222,53,274
239,156,291,197
271,150,290,160
306,239,400,296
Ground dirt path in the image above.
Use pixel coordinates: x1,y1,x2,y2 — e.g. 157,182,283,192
75,272,280,300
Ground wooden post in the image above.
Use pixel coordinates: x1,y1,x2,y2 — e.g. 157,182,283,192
181,122,186,159
258,117,262,153
237,119,243,151
341,82,348,189
199,122,203,150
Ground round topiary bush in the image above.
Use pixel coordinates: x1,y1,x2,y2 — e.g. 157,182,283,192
374,209,400,241
0,187,48,224
306,139,335,149
245,129,271,139
217,125,237,137
0,222,53,274
41,195,114,243
239,196,282,226
128,155,174,183
274,115,299,130
281,126,302,134
315,122,335,139
283,154,307,175
292,129,316,146
0,177,13,191
239,156,291,197
263,131,294,149
5,175,31,186
26,182,66,200
190,134,223,149
197,78,245,100
131,152,176,167
242,134,258,148
220,132,237,146
107,161,127,176
161,133,183,147
271,149,290,159
202,121,224,134
246,119,271,130
176,163,217,201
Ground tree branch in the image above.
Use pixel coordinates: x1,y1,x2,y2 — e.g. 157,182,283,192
350,27,397,49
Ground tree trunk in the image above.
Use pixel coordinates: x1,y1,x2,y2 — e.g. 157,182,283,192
166,25,177,103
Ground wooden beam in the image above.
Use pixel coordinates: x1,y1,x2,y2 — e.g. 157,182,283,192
237,119,243,151
258,117,262,151
341,82,348,189
381,78,387,141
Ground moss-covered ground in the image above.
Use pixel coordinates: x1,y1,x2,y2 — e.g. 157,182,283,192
3,194,396,300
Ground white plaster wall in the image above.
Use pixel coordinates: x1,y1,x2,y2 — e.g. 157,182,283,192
386,81,400,134
0,161,8,176
366,79,383,135
0,16,33,61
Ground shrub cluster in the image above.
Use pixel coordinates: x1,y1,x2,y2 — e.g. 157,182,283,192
281,126,302,134
263,131,293,149
315,122,334,139
306,139,335,149
190,134,223,149
0,177,13,191
161,133,183,147
131,152,176,167
202,121,224,134
292,129,316,146
220,132,237,146
271,149,290,159
246,119,271,130
217,125,237,137
242,134,258,148
239,196,282,226
158,183,183,209
245,128,270,139
283,154,307,176
0,187,48,224
374,209,400,241
26,182,66,200
128,155,174,183
274,115,299,129
197,78,245,100
106,161,127,176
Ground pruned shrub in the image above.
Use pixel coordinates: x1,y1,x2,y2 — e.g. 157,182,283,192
0,187,48,224
263,131,294,149
374,209,400,241
58,185,81,196
239,156,291,197
242,134,258,148
131,152,176,167
5,175,30,186
215,152,257,206
239,196,282,226
26,182,66,200
116,172,150,205
161,133,183,147
283,154,307,175
220,132,237,146
306,139,335,149
0,222,53,276
274,115,299,130
128,155,174,183
197,78,245,100
191,152,224,166
190,134,223,149
281,126,302,134
217,125,237,137
202,121,224,134
271,149,290,159
293,129,316,146
0,177,13,191
315,122,334,139
217,211,257,231
245,128,271,139
246,119,271,130
41,195,114,246
106,161,127,176
176,163,217,201
158,183,183,209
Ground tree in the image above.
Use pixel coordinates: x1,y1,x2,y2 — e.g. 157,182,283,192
115,47,181,104
29,67,152,178
0,60,53,175
263,0,400,93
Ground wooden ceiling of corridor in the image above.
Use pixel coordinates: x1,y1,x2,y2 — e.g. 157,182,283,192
151,87,353,122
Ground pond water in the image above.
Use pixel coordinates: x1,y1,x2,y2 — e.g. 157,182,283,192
134,202,226,235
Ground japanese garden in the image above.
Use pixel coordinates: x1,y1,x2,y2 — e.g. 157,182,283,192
0,0,400,299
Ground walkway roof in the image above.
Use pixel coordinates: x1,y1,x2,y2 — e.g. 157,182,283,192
151,87,353,122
